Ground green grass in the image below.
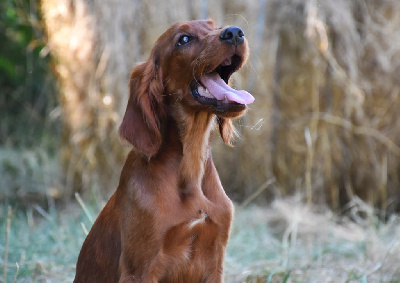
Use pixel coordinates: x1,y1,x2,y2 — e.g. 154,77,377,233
1,205,87,282
1,199,400,282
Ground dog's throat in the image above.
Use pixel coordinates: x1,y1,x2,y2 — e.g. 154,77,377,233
174,109,215,199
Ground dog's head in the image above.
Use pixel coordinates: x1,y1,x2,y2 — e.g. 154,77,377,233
120,20,254,157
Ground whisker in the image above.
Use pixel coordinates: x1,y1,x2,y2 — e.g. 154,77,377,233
239,118,265,131
223,14,249,27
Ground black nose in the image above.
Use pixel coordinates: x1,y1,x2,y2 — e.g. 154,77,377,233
219,26,245,46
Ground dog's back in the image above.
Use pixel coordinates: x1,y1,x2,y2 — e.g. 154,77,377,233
74,194,121,282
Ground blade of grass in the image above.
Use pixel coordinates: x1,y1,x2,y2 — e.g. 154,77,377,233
3,206,12,283
282,270,291,283
266,270,276,283
75,192,94,223
238,177,276,211
81,222,89,235
33,204,52,222
12,262,20,283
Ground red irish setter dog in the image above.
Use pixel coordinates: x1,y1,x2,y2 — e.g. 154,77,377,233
74,19,254,282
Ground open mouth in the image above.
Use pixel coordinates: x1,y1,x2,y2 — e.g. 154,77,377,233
190,54,254,110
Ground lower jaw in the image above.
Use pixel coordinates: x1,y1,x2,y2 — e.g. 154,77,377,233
213,104,247,117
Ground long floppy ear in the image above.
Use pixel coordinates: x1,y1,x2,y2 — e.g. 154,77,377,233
119,56,165,158
217,117,238,147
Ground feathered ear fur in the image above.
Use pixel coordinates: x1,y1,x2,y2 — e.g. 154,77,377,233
119,54,165,158
217,117,238,147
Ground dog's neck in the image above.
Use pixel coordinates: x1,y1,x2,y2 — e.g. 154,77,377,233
169,104,215,198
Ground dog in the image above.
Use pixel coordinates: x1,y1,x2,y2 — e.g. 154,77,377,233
74,19,254,282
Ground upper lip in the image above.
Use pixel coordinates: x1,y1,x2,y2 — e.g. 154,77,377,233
211,54,243,84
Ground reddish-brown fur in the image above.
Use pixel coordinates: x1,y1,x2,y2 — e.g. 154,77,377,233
74,19,250,282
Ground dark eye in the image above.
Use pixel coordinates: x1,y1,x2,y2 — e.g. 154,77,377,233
177,35,193,46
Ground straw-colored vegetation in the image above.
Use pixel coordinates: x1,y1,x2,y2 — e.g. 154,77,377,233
41,0,400,214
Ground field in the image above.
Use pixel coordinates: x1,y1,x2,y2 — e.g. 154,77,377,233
1,196,399,282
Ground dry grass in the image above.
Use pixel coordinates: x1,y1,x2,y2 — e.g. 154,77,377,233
40,0,400,214
1,198,399,282
219,0,400,212
0,147,62,206
40,0,263,198
256,0,400,213
226,198,400,282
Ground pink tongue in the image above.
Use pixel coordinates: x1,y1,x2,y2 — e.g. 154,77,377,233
199,73,255,104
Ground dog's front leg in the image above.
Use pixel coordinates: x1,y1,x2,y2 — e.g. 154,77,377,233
118,274,160,283
118,256,166,283
118,243,167,283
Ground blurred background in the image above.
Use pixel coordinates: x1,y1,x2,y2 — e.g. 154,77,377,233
1,0,400,281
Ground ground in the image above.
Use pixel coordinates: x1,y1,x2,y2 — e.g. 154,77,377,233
1,197,399,282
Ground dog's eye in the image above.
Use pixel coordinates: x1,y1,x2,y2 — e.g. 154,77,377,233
177,35,193,46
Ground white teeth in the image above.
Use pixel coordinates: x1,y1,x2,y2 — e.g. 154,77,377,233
198,84,214,99
221,57,232,66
